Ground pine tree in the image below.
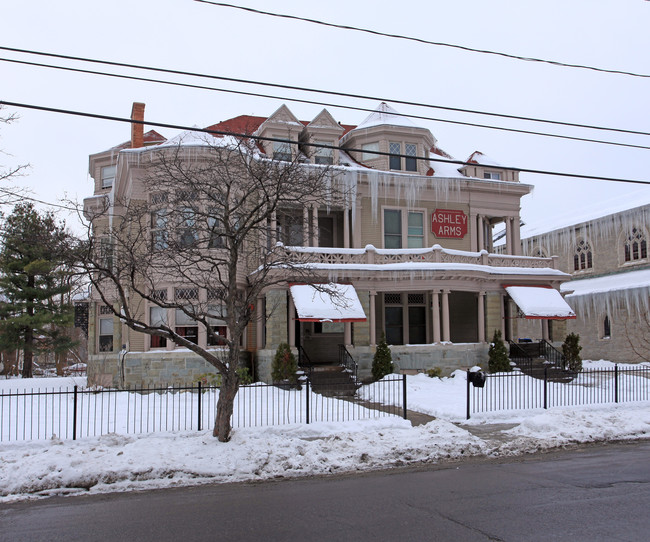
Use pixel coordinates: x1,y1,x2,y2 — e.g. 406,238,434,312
0,203,76,377
271,342,299,386
488,330,511,373
562,332,583,372
372,333,394,381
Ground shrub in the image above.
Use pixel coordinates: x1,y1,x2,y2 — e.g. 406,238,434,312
426,367,442,378
562,333,583,372
271,342,299,385
488,330,511,373
372,333,394,381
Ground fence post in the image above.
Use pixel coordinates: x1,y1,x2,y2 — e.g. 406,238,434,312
614,364,619,403
466,370,470,420
305,378,310,424
543,367,548,409
72,385,78,441
197,381,202,431
402,374,407,420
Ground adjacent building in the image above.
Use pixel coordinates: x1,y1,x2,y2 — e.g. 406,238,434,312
84,102,573,387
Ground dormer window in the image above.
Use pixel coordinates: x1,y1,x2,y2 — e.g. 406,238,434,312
273,141,292,161
101,165,116,189
362,142,379,161
484,171,501,180
313,140,334,165
389,142,418,172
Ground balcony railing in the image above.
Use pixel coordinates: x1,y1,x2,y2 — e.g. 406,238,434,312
283,244,556,270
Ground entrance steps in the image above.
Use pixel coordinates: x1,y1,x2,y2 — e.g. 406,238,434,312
308,365,360,397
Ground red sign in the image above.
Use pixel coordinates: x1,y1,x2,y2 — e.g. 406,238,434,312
431,209,468,239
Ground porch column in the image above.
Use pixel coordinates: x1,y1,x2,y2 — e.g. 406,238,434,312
288,293,296,347
344,322,352,346
270,211,277,245
441,290,450,342
477,215,485,251
541,319,548,341
303,206,310,247
470,212,478,252
506,217,513,255
513,216,521,255
256,297,264,350
500,293,506,338
477,291,485,343
343,208,350,249
369,290,377,346
431,290,441,343
311,205,319,247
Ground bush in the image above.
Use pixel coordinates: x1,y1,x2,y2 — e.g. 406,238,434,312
271,342,299,385
488,330,511,373
372,334,394,381
562,332,583,372
426,367,442,378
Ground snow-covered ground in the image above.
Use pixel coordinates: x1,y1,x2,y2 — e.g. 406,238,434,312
1,361,649,503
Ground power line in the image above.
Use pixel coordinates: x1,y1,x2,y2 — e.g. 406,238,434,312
2,56,649,152
1,45,647,139
194,1,650,79
1,99,649,186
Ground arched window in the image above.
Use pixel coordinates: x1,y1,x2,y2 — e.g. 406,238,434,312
573,239,593,271
602,315,611,339
531,246,547,258
624,228,647,262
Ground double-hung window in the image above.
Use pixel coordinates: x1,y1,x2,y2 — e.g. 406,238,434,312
484,171,502,180
313,141,334,165
361,142,379,162
151,208,169,250
149,306,168,348
389,143,418,171
98,318,114,352
384,209,425,248
389,142,401,170
207,305,228,346
273,141,292,161
101,165,116,189
175,308,198,344
179,207,197,248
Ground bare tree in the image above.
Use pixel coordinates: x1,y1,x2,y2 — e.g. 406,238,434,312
80,134,347,442
622,310,650,363
0,107,29,205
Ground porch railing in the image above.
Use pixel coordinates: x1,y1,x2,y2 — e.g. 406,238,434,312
338,345,358,382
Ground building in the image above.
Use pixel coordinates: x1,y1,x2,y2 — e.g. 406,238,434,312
517,195,650,363
83,102,573,387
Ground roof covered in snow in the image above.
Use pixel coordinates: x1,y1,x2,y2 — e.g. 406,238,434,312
562,268,650,298
353,102,418,130
506,286,575,319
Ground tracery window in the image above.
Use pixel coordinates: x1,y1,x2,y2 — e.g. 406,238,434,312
573,239,593,271
624,228,647,262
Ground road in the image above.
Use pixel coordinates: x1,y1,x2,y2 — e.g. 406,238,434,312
1,441,649,541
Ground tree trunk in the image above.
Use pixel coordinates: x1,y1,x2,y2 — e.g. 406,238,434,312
212,374,239,442
22,326,33,378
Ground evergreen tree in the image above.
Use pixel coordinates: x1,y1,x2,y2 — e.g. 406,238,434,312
562,332,583,372
271,342,298,386
372,333,394,381
488,330,511,373
0,203,76,377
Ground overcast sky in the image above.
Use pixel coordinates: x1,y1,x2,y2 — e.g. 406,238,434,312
2,0,649,234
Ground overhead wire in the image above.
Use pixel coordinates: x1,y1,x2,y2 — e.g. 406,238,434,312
1,46,648,139
1,55,649,151
1,99,649,186
194,1,650,79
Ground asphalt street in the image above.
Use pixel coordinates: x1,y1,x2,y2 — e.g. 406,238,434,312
1,440,649,541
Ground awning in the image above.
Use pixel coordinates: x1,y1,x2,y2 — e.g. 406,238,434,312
505,286,576,320
289,283,367,322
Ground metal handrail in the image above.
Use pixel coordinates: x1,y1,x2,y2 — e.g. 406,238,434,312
338,344,358,382
540,339,566,369
297,346,313,378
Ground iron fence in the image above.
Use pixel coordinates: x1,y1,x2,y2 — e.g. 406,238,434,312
0,376,406,442
467,364,650,419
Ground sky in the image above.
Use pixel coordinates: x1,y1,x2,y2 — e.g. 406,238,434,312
1,0,650,234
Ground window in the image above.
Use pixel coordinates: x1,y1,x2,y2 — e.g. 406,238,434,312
405,143,417,172
208,215,226,249
98,318,113,352
383,292,427,345
273,141,292,161
98,236,113,270
101,165,116,189
389,142,401,170
573,239,593,271
531,246,548,258
624,228,647,262
277,211,303,246
484,171,501,180
383,209,425,248
602,315,611,339
313,141,334,165
149,306,167,348
207,305,228,346
175,309,198,344
361,142,379,161
178,207,198,248
151,208,169,250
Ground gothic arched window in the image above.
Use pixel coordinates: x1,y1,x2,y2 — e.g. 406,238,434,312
573,239,593,271
624,227,647,262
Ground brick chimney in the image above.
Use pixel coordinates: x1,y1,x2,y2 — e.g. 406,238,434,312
130,102,145,149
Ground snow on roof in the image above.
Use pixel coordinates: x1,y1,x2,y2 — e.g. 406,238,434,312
465,151,501,167
562,268,650,298
505,286,575,319
428,154,466,178
289,283,366,322
354,102,418,130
